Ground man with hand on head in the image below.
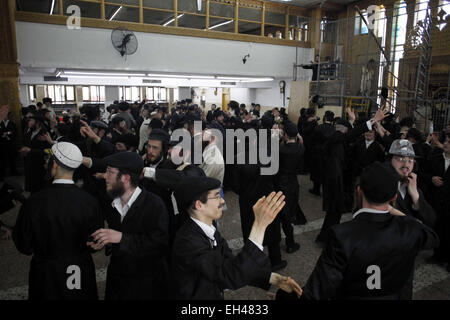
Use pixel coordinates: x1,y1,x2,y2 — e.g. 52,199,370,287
277,162,438,300
383,139,436,227
87,151,170,300
172,176,301,299
13,142,103,300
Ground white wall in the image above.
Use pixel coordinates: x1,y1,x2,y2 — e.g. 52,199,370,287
16,22,313,79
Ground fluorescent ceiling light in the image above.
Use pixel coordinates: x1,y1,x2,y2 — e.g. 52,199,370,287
209,20,234,30
64,71,146,77
109,6,122,21
66,75,129,79
217,76,274,81
240,78,275,82
163,14,184,27
146,74,215,79
50,0,55,15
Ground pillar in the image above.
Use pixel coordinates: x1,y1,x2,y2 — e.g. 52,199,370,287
0,0,22,143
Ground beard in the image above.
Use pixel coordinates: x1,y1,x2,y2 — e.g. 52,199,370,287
107,179,125,199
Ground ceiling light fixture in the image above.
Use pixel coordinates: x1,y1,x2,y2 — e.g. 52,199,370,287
209,20,234,30
64,71,146,77
146,73,215,79
163,14,185,27
109,6,123,21
49,0,55,15
66,75,130,79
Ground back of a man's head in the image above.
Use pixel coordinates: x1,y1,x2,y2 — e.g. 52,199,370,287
360,162,397,205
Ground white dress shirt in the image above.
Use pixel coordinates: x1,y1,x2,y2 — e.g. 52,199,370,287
111,187,142,222
53,179,74,184
353,208,389,219
365,139,374,149
443,153,450,172
190,217,264,251
398,182,408,200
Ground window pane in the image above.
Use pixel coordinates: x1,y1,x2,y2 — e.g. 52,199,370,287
119,87,124,101
154,87,160,100
125,87,132,101
131,87,140,101
48,85,55,102
54,85,64,102
29,85,35,101
100,86,105,101
90,86,98,101
173,88,179,101
160,88,167,100
146,87,154,100
66,86,75,101
83,87,90,101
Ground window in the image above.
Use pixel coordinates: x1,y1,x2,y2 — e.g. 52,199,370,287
100,86,105,101
160,88,167,101
28,85,35,102
125,87,131,101
66,86,75,101
48,85,55,102
354,10,368,35
82,87,90,101
414,0,429,25
439,0,450,30
54,85,65,102
146,87,154,100
131,87,140,102
154,87,160,100
173,88,179,101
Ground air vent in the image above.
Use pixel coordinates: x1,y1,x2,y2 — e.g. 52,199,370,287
143,79,162,84
220,82,236,85
44,76,68,82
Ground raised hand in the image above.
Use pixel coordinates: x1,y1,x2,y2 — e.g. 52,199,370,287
252,191,285,228
372,107,389,123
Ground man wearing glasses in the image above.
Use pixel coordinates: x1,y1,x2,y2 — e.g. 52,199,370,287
384,139,436,228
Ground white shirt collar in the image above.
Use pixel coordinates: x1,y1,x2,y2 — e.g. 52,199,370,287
365,139,374,149
112,187,142,222
190,217,217,246
353,208,389,219
2,119,9,126
149,156,164,169
443,153,450,171
52,179,74,184
398,181,407,200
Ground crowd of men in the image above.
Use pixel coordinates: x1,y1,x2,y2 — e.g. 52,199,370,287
0,96,448,300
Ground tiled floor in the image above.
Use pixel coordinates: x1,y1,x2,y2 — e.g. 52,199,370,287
1,174,449,300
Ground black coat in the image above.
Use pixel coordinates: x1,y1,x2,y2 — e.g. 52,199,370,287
322,123,369,213
310,123,335,184
104,189,170,300
13,183,104,300
299,212,438,300
275,141,304,221
232,157,280,247
171,218,271,300
352,139,385,177
22,128,52,193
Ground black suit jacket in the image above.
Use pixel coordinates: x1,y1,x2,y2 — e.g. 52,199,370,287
172,218,271,300
423,153,450,213
104,189,170,300
352,139,385,176
280,211,438,300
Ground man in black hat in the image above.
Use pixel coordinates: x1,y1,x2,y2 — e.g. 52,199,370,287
14,142,103,300
172,177,301,299
0,104,19,178
276,121,304,253
115,102,136,130
309,110,335,196
277,162,439,300
87,151,170,300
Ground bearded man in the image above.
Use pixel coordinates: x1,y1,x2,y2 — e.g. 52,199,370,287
87,151,170,300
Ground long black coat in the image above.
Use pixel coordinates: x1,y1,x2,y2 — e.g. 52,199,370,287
232,158,280,247
300,212,438,300
322,123,369,213
171,218,271,300
422,153,450,261
22,128,51,193
104,189,170,300
310,123,335,185
275,141,304,221
352,139,385,177
13,183,104,300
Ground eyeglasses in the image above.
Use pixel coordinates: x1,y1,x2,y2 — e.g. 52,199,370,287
207,194,222,201
393,156,415,164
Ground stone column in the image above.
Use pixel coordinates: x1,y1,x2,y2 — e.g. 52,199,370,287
0,0,22,143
